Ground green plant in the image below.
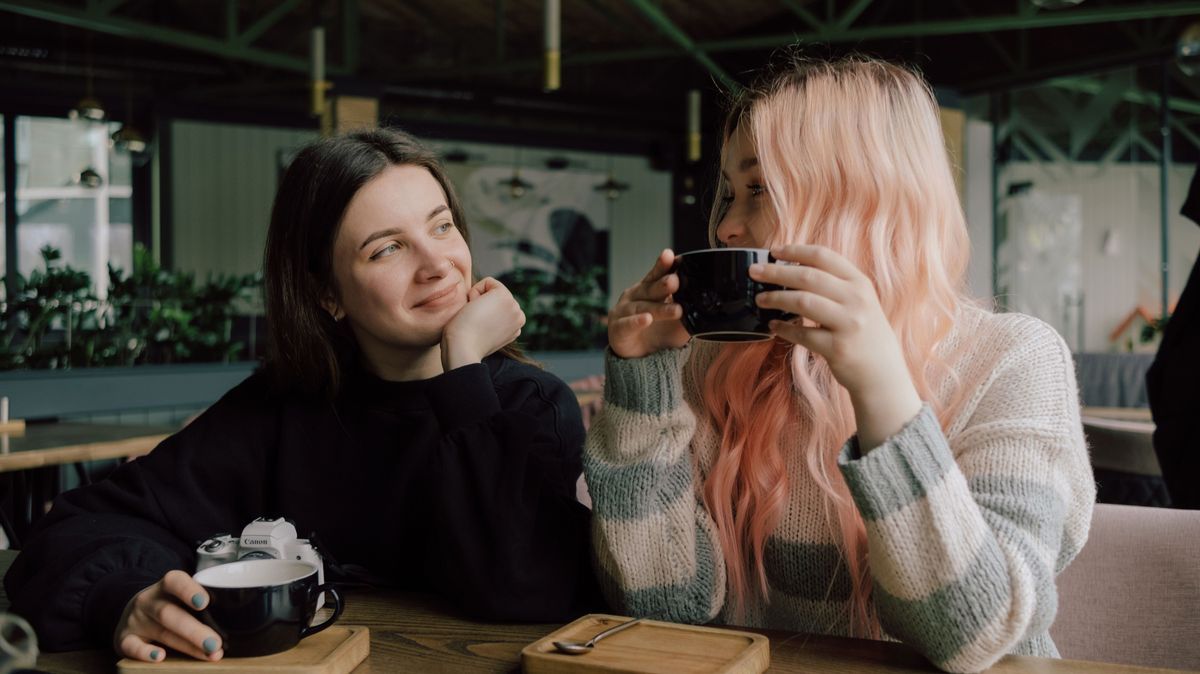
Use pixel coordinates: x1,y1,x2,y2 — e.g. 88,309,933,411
504,265,608,351
1,244,261,369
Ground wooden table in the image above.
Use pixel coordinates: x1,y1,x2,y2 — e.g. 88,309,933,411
0,552,1190,674
0,423,174,548
0,422,173,473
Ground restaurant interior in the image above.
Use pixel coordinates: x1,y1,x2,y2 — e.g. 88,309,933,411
1,0,1199,672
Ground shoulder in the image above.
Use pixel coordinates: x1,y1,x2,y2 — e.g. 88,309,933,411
953,306,1071,368
486,354,583,435
487,355,572,398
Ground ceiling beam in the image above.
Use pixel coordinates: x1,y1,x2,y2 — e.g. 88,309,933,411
1049,76,1200,117
960,44,1169,93
701,2,1200,52
834,0,873,30
780,0,824,31
621,0,741,93
396,3,1197,84
0,0,347,76
236,0,303,47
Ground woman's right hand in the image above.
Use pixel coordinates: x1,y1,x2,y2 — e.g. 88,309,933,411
608,249,690,359
114,570,224,663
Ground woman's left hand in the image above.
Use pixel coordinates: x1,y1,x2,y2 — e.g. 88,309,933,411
441,277,525,371
751,245,922,449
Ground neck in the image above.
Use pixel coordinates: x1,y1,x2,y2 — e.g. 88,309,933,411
363,343,446,381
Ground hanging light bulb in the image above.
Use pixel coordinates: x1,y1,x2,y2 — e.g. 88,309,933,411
69,96,106,123
111,125,149,156
1178,22,1200,77
111,81,150,163
76,167,103,188
70,38,106,123
595,158,629,201
501,147,533,198
543,0,561,92
501,169,533,198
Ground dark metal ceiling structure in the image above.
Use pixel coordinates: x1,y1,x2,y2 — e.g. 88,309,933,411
1,0,1198,159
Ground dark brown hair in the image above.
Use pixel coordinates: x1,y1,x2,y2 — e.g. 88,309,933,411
263,127,530,396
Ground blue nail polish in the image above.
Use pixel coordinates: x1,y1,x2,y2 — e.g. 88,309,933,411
150,649,161,660
191,593,205,609
203,637,218,654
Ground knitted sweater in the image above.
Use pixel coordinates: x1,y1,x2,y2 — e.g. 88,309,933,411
583,307,1095,674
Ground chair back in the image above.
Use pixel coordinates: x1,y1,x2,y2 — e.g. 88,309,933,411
1051,503,1200,670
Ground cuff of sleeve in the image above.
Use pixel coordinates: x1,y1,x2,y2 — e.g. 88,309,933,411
84,568,162,649
836,404,956,522
603,344,691,417
428,362,502,429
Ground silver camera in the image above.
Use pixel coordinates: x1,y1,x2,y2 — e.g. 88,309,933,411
195,517,325,607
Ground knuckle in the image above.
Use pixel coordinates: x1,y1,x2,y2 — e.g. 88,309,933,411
153,601,173,623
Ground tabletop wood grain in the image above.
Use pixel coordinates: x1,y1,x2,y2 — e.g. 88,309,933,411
1,550,1193,673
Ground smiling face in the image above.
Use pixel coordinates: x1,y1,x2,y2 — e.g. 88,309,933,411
325,164,472,373
714,123,776,249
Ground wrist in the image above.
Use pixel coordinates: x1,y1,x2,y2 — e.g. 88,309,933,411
440,332,480,371
849,378,922,453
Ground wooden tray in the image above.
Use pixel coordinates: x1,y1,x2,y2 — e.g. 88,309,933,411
522,614,769,674
117,625,369,674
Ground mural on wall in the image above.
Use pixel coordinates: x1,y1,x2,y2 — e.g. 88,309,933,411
445,163,612,350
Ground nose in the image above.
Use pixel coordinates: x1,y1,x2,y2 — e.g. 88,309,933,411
715,210,746,246
411,241,454,282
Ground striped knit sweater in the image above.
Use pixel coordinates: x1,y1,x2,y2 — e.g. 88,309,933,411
583,307,1095,673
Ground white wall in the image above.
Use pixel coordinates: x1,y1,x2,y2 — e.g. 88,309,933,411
170,120,317,285
170,123,672,312
996,161,1198,352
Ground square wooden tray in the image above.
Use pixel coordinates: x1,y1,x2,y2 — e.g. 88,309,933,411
117,625,369,674
522,614,769,674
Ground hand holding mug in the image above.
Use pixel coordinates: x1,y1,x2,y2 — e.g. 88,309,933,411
114,570,223,663
442,277,525,370
750,244,922,449
608,249,690,359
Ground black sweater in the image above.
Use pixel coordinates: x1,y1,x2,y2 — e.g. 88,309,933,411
4,355,602,651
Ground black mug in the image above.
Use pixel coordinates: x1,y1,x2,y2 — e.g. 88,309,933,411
193,559,343,658
672,248,790,342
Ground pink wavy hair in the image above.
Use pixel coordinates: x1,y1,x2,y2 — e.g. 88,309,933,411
697,56,976,636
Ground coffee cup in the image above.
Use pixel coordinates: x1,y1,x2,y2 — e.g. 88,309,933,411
672,248,791,342
193,559,343,658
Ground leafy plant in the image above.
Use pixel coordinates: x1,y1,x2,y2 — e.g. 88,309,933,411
503,265,608,351
1,244,261,370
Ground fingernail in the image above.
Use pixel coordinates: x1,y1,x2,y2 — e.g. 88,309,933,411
150,649,161,661
203,637,218,654
749,263,763,274
191,593,205,609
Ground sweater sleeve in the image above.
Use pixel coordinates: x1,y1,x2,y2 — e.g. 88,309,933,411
2,377,276,652
417,362,603,622
582,346,726,624
837,318,1095,673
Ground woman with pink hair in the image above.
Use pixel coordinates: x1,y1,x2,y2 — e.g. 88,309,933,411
584,56,1094,673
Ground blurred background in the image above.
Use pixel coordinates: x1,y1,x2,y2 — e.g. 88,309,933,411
0,0,1198,516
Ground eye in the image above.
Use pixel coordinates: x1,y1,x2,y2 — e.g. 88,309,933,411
369,242,400,261
719,192,734,204
748,183,766,197
434,222,453,235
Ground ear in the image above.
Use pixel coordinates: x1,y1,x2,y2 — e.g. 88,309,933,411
321,293,345,321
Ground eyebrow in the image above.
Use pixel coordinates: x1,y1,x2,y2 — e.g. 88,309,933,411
720,156,760,181
358,204,450,250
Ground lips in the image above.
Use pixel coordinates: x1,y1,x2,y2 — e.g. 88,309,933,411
413,284,459,309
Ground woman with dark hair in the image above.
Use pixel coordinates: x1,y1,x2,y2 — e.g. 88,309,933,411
5,128,600,663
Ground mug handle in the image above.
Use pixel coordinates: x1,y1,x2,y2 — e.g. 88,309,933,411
301,584,343,639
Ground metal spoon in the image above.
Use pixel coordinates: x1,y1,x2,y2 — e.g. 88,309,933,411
553,617,643,655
